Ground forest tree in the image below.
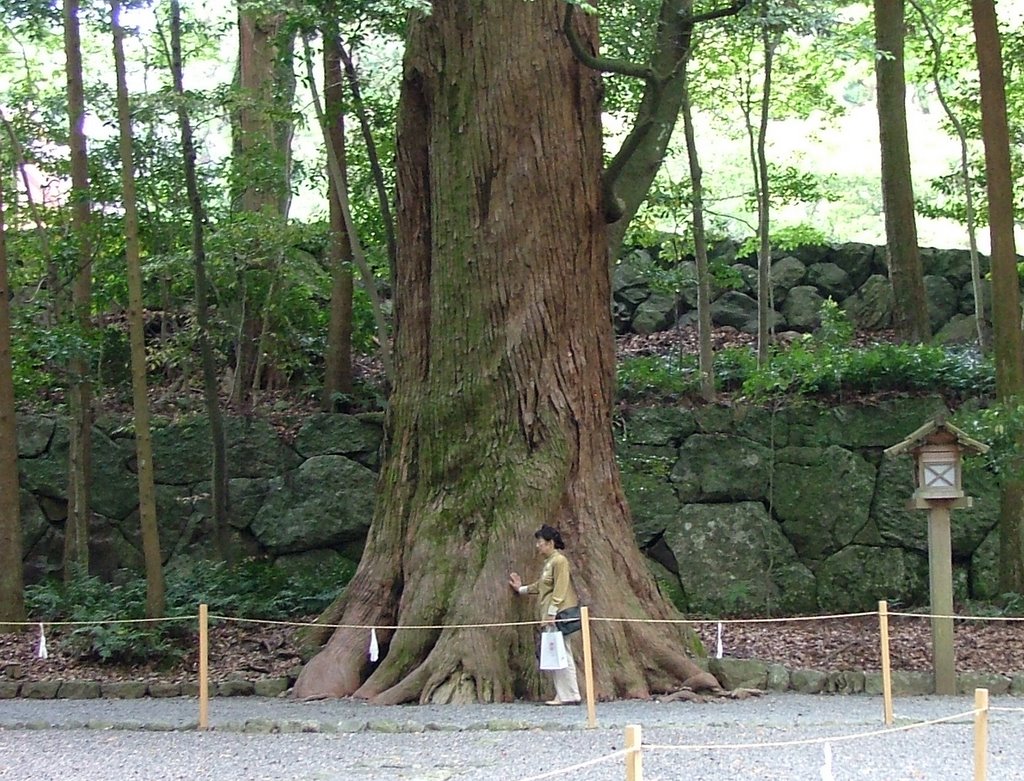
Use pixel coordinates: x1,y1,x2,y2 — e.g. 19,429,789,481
295,0,715,703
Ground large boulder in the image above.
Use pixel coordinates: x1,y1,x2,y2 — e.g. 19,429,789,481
843,274,894,330
924,275,959,333
709,291,758,329
663,501,817,615
816,545,928,612
671,434,772,502
16,415,55,458
295,413,384,468
151,416,301,485
830,243,879,289
632,290,681,335
805,262,853,299
771,445,877,561
620,407,697,446
782,285,825,331
920,247,978,287
872,453,998,557
786,397,950,449
19,420,136,520
250,455,376,554
770,256,808,304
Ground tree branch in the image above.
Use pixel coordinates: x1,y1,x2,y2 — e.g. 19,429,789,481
691,0,753,25
562,0,752,224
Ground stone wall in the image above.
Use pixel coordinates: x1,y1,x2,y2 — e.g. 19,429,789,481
614,240,995,343
15,396,1000,615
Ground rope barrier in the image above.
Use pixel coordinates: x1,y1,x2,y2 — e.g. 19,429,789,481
989,706,1024,714
642,708,982,752
1,616,197,628
512,749,631,781
210,615,548,630
8,607,1021,633
593,611,876,625
889,611,1024,622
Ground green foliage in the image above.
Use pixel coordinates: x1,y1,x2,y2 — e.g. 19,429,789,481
738,223,829,257
24,557,355,665
955,400,1024,480
617,299,995,404
617,354,699,400
817,297,854,347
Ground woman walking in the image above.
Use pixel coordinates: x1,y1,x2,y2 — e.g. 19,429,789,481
508,525,581,705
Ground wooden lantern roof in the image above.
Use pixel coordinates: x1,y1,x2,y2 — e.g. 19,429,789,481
884,416,990,458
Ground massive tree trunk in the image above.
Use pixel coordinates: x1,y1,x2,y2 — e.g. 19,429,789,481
62,0,93,580
971,0,1024,593
0,175,25,628
111,0,165,618
321,31,354,409
874,0,930,344
295,0,714,704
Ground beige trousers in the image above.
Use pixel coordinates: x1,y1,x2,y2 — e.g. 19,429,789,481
548,634,581,702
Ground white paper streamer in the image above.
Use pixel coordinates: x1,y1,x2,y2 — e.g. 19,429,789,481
715,622,723,659
37,623,48,660
820,742,834,781
368,627,379,662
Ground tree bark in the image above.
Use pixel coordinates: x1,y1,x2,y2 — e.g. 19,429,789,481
302,39,393,383
111,0,165,618
681,69,715,401
970,0,1024,593
0,173,25,628
322,31,354,409
908,0,987,352
231,8,296,406
63,0,93,580
167,0,230,561
874,0,930,344
295,0,715,704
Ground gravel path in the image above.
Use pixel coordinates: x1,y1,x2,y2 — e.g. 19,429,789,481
2,694,1024,780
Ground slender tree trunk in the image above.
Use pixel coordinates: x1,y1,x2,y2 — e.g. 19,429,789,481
295,1,716,704
753,10,778,366
874,0,930,344
231,9,296,406
681,69,715,401
111,0,165,617
0,110,57,325
908,0,987,351
971,0,1024,594
0,174,25,629
302,39,393,383
322,31,354,409
63,0,93,580
335,35,397,282
167,0,230,560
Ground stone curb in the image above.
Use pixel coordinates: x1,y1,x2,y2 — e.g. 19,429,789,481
4,663,1024,702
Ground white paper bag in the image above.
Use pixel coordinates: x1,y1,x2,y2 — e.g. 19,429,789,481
539,629,569,671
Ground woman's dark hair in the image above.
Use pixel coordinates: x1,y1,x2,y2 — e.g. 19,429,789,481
534,524,565,550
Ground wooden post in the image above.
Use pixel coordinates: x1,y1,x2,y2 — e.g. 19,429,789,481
198,603,209,730
974,688,989,781
625,724,643,781
878,600,893,726
580,606,597,729
928,503,956,695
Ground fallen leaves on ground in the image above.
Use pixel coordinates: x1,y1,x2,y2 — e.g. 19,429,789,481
3,613,1024,688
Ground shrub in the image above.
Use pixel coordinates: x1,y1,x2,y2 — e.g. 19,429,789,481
24,557,356,665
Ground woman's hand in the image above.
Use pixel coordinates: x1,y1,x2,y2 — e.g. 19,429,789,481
541,615,555,627
508,572,522,591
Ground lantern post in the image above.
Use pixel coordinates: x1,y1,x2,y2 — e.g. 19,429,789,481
884,417,989,696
